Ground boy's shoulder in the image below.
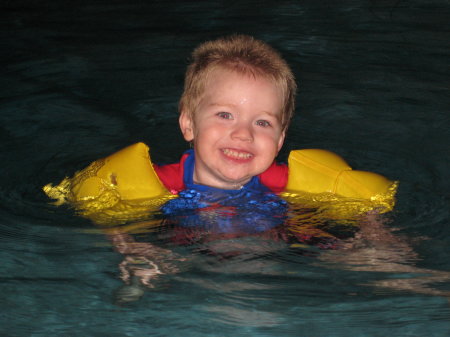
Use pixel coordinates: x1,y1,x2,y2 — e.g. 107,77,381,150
153,151,191,194
258,161,288,193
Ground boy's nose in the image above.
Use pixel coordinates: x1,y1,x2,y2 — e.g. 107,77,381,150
231,124,253,142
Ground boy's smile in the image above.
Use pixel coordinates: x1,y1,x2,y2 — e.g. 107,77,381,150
179,67,285,190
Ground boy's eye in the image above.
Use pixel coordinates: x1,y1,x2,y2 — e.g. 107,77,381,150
256,120,271,127
217,112,233,119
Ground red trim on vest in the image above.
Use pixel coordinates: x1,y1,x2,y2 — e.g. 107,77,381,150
153,153,189,194
258,161,288,193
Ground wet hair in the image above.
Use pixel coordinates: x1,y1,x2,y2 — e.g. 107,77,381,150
179,35,296,131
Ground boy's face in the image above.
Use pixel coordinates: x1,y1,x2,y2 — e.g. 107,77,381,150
179,67,285,190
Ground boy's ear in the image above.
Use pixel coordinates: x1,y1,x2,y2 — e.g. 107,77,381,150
179,111,194,142
277,130,286,152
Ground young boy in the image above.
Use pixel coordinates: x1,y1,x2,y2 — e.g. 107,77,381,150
153,34,296,194
44,35,402,303
111,36,300,300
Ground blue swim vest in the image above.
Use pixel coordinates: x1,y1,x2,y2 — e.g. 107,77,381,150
161,150,288,234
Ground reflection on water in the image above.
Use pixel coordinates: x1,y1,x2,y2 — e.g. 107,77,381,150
106,195,450,309
1,0,450,336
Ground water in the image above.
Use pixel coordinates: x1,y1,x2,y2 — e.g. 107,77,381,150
1,0,450,336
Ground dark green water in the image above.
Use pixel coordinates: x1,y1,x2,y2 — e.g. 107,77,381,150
1,1,449,336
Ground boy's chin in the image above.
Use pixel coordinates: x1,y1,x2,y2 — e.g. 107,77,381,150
220,175,253,189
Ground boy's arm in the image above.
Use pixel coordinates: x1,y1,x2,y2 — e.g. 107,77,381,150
108,230,183,288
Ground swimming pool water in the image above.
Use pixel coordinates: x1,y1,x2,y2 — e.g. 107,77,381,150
1,1,450,336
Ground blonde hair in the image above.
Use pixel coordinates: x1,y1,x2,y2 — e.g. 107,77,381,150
179,35,296,131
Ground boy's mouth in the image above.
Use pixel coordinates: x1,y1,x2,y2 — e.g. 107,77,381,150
222,148,253,160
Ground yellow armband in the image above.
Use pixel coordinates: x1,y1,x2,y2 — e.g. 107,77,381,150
43,142,174,225
283,149,398,215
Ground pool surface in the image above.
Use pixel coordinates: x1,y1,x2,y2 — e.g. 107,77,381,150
1,1,450,336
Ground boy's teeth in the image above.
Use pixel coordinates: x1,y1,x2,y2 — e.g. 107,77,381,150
223,149,252,159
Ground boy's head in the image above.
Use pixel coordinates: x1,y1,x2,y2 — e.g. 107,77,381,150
178,35,296,189
179,35,296,132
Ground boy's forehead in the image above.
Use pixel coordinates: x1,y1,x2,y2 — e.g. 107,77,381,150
204,67,280,95
196,69,284,117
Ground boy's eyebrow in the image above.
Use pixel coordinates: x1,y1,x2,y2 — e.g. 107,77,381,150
262,110,280,117
208,102,237,109
208,102,280,117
